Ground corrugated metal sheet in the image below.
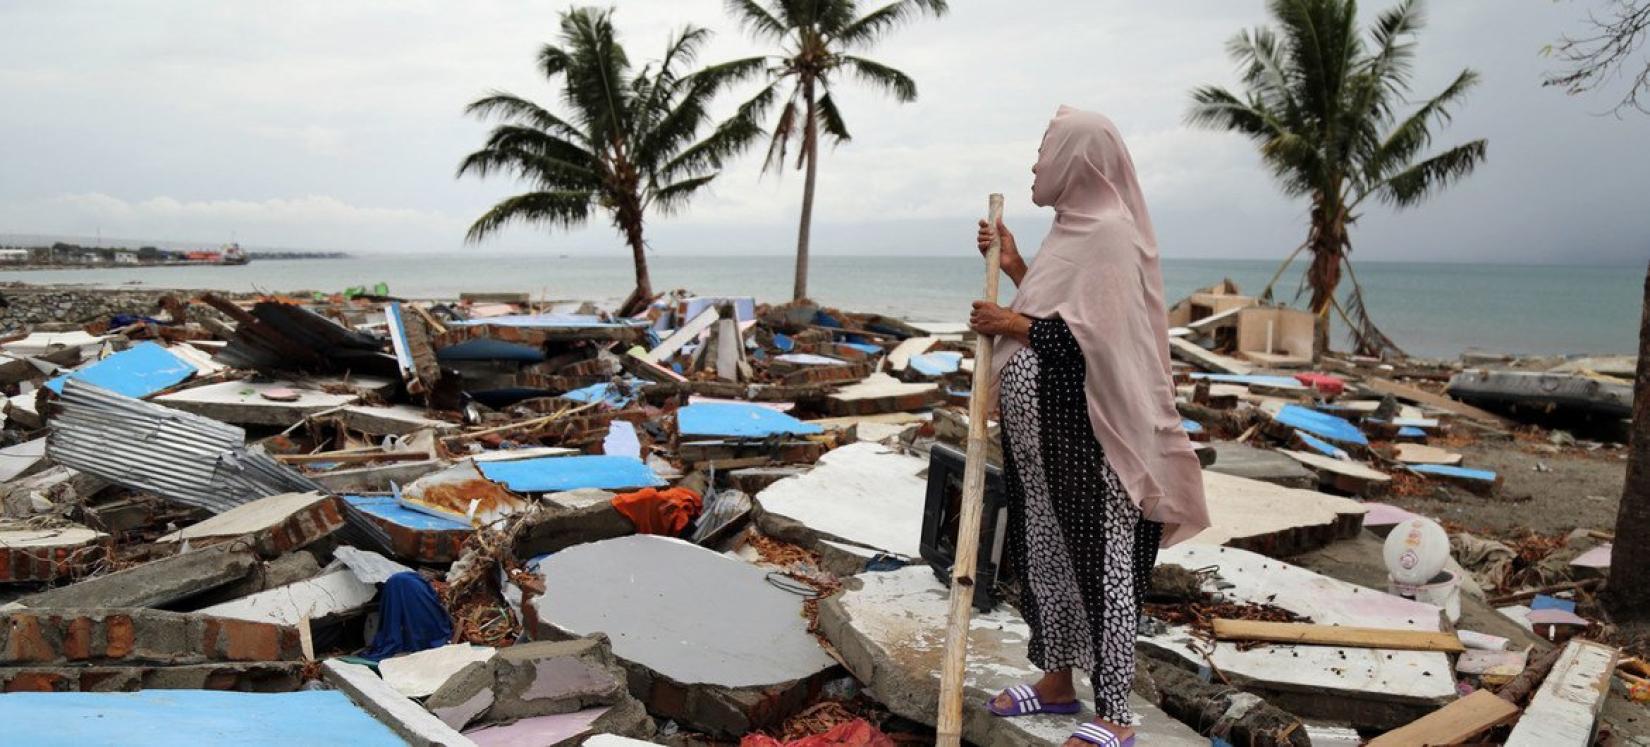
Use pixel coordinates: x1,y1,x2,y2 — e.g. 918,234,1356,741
49,379,395,549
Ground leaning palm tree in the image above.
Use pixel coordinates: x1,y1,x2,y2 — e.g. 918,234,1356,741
458,7,764,316
1187,0,1487,357
723,0,949,302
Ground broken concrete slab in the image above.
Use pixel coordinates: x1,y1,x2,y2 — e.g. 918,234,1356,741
380,644,498,699
725,465,810,494
463,707,639,747
0,522,107,583
0,607,303,666
754,442,925,559
1393,443,1464,466
193,550,322,609
1,331,116,359
1142,543,1458,729
1280,449,1393,497
823,373,942,416
477,455,665,494
1503,639,1618,746
1192,470,1366,556
818,566,1204,746
323,659,480,747
530,535,835,736
157,491,343,558
17,543,256,610
153,378,362,426
0,689,406,746
0,438,48,484
344,494,473,564
489,637,637,721
311,458,450,494
334,404,459,436
197,569,377,626
1204,441,1317,489
43,341,198,399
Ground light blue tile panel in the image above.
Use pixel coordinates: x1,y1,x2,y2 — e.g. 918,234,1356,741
345,494,472,530
477,454,665,493
0,689,404,747
1181,419,1204,435
1189,373,1306,389
561,379,642,408
677,403,825,439
1294,430,1351,459
44,341,195,399
1274,404,1368,446
1411,464,1498,482
907,352,964,376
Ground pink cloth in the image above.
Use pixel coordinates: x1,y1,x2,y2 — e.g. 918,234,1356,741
990,106,1210,547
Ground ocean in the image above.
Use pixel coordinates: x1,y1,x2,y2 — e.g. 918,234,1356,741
2,254,1640,360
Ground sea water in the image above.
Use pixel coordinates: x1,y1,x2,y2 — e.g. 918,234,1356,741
2,254,1639,359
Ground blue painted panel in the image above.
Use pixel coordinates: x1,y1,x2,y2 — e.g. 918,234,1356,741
1530,594,1577,613
839,341,881,355
1274,405,1368,446
45,341,195,399
345,494,472,531
677,403,824,439
774,353,846,366
1396,426,1427,438
435,338,546,362
561,380,641,408
477,454,664,493
773,333,795,352
1295,430,1350,459
1189,373,1305,389
1181,419,1204,434
0,689,404,747
1411,464,1498,482
908,352,964,376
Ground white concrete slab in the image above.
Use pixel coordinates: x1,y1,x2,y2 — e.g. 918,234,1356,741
156,379,360,426
755,442,926,558
1280,450,1393,483
199,569,376,626
158,491,330,545
1191,470,1367,548
531,535,834,689
379,644,498,699
1393,444,1464,466
820,566,1205,746
323,659,479,747
2,331,115,358
1143,544,1457,720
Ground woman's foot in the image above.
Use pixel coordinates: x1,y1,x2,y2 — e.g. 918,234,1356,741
1064,718,1135,747
989,673,1079,714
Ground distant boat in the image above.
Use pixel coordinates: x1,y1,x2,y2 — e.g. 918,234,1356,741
221,243,250,265
182,243,250,265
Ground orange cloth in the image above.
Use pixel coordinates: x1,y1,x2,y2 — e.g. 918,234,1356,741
610,487,703,536
739,720,896,747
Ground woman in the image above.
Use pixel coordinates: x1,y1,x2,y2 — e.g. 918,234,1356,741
968,106,1211,747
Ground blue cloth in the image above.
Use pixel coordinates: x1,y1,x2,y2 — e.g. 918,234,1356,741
363,572,451,660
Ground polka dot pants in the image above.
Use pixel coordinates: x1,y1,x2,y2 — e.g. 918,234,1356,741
999,317,1162,724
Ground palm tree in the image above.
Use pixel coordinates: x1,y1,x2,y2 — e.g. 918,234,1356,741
458,7,765,316
1187,0,1487,357
722,0,949,302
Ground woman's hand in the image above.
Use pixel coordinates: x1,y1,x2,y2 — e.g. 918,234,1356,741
976,218,1027,286
969,301,1031,343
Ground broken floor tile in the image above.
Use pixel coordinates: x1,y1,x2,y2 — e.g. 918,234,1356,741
43,341,198,399
153,378,372,426
817,566,1205,746
197,569,377,626
379,644,498,699
463,707,635,747
1192,470,1366,556
344,494,473,564
477,455,665,494
1142,543,1457,730
823,373,941,416
530,535,835,736
676,402,823,439
1204,440,1317,489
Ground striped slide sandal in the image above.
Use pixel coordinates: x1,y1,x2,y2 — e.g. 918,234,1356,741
984,683,1083,717
1069,722,1135,746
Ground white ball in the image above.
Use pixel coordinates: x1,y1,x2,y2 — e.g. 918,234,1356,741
1383,517,1450,586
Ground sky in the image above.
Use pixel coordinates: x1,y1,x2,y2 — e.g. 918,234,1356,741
0,0,1645,265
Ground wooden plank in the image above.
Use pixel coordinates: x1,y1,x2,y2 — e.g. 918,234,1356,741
1211,619,1465,653
1366,690,1519,746
644,306,718,363
1359,376,1516,429
1503,640,1618,746
1395,443,1464,466
1168,338,1252,375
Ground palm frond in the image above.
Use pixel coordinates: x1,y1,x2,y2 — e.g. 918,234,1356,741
464,191,594,243
660,79,780,182
839,55,917,101
464,92,589,144
835,0,950,48
725,0,788,41
1363,68,1480,185
816,91,851,143
1227,28,1300,118
762,91,801,174
1374,139,1486,208
1336,256,1406,357
1186,85,1283,141
648,174,719,215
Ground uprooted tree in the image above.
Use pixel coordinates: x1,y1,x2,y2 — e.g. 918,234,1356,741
1606,260,1650,617
456,7,767,317
1187,0,1487,358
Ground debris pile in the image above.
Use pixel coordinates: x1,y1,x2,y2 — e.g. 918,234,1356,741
0,279,1637,745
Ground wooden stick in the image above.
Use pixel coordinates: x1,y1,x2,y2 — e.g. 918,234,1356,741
1486,578,1602,606
936,193,1003,745
1212,619,1466,653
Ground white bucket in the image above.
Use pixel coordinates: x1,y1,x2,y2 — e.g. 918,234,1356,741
1389,569,1462,624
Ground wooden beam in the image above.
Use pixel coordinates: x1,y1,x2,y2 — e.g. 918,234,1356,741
1211,619,1465,653
1169,337,1253,375
1366,690,1519,746
644,306,718,363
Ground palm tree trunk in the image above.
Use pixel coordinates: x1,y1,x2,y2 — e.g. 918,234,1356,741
1607,260,1650,618
1306,199,1346,358
618,214,652,318
792,81,819,303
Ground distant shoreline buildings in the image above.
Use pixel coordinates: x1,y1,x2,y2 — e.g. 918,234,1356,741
0,241,348,268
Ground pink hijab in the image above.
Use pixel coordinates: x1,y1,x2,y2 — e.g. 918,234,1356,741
990,106,1210,547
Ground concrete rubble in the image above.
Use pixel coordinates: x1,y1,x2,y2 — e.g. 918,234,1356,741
0,281,1635,745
